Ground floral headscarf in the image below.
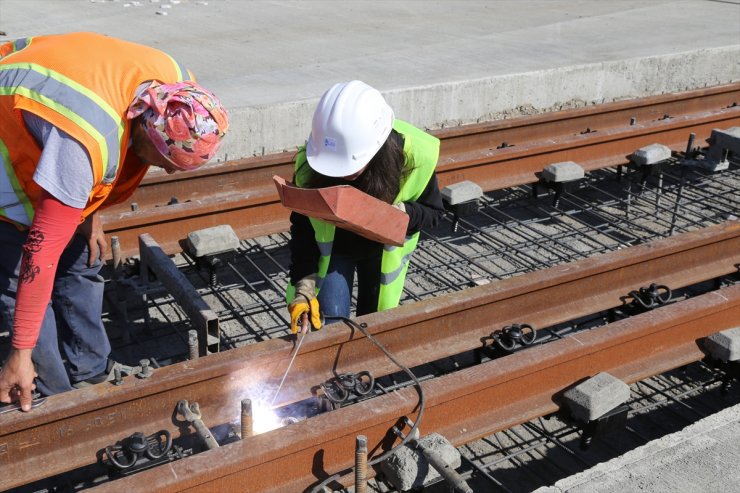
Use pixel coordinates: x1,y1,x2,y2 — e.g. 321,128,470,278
126,80,229,170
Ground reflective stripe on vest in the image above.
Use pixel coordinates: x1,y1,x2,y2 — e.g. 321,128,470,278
0,63,123,182
0,137,31,224
12,38,30,52
0,37,31,60
379,235,418,285
287,120,440,311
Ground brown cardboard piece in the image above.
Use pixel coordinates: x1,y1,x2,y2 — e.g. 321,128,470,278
273,175,409,246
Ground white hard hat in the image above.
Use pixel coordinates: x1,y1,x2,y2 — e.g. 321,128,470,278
306,80,395,178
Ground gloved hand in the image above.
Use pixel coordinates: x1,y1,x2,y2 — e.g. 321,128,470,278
393,201,406,213
288,274,322,333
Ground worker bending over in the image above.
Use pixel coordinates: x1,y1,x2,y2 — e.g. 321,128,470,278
0,32,229,411
287,80,444,332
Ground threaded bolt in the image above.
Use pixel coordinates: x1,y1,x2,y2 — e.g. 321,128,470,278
113,367,123,386
241,399,252,439
355,435,368,493
111,236,122,273
188,330,199,360
138,359,153,379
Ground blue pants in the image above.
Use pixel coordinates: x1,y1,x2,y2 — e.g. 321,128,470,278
0,221,110,395
317,252,382,324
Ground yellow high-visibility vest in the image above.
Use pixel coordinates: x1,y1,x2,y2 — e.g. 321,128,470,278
287,119,440,311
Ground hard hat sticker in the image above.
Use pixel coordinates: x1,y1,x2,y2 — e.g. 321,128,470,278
323,137,336,150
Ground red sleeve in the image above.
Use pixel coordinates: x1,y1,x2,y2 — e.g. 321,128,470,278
12,191,83,349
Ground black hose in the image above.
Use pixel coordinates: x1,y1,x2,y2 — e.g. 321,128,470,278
309,317,425,493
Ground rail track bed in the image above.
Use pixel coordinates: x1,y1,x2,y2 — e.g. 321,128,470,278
2,85,739,492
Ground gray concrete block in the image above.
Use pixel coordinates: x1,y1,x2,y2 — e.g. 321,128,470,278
704,327,740,362
186,225,240,257
563,372,630,422
441,180,483,205
541,161,584,182
705,127,740,170
631,143,672,165
380,433,461,491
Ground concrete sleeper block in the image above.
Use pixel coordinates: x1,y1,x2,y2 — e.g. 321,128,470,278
563,372,630,422
441,180,483,205
704,327,740,362
380,433,461,491
186,225,240,257
705,127,740,170
631,143,672,165
541,161,584,182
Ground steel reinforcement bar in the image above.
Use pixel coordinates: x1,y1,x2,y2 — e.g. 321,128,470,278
99,84,740,258
1,221,738,490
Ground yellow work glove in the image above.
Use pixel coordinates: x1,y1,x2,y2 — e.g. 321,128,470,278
288,275,322,334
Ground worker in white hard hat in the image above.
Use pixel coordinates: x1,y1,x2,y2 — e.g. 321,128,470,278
286,80,445,332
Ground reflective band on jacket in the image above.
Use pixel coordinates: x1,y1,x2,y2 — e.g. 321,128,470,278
0,137,31,224
287,119,440,311
379,237,417,285
0,64,122,182
11,38,30,52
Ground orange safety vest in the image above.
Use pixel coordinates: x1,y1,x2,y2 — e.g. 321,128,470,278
0,32,192,227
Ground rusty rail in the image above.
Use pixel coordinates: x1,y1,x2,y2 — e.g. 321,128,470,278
100,84,740,258
1,221,738,491
96,283,740,493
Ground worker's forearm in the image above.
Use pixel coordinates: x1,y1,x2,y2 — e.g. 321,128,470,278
288,211,321,283
405,174,445,233
12,191,82,349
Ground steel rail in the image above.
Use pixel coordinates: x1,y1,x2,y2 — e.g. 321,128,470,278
1,221,737,491
99,84,740,258
93,283,740,493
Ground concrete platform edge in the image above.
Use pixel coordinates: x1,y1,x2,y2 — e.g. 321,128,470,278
534,403,740,493
219,45,740,163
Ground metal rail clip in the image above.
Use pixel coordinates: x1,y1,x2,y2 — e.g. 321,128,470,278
320,371,375,406
492,323,537,352
103,430,172,472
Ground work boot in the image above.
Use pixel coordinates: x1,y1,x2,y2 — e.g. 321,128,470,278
72,359,121,388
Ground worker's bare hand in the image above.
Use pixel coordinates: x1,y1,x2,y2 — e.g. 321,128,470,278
77,213,107,266
0,348,37,412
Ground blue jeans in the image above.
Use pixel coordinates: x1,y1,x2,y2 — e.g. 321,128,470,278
0,221,110,395
317,252,382,325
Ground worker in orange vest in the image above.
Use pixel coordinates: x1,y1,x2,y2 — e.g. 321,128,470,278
0,33,229,411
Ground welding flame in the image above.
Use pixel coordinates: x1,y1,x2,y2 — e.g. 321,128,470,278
235,382,288,435
251,397,283,434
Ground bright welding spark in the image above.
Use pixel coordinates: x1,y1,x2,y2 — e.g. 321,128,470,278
251,398,283,434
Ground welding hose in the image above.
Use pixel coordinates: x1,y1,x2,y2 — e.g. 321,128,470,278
309,317,425,493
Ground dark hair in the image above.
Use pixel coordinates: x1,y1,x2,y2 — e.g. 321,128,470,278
306,129,409,204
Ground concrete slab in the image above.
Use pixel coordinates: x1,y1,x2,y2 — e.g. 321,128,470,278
704,327,740,362
563,372,631,422
186,225,240,257
380,432,462,491
2,0,739,163
535,404,740,493
441,180,483,205
706,127,740,168
542,161,585,183
631,143,673,165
